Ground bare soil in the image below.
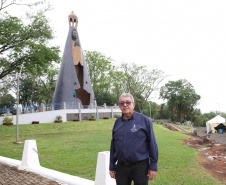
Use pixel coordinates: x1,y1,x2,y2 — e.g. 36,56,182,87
165,125,226,184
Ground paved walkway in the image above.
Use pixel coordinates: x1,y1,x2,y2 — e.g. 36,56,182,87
0,163,63,185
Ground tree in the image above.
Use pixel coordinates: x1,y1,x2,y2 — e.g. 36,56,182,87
0,93,15,107
18,65,59,105
19,75,34,106
95,91,115,106
84,50,114,95
158,103,170,120
36,65,59,104
220,113,226,119
0,0,51,13
160,79,201,123
203,112,217,120
120,63,167,114
150,102,159,119
191,109,205,127
84,51,167,111
110,70,125,104
0,12,61,80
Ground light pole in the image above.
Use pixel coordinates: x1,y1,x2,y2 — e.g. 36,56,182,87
14,72,23,144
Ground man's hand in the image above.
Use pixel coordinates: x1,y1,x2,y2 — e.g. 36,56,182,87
147,170,157,181
109,171,116,179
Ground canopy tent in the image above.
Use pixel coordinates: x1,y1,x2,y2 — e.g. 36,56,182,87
206,115,226,133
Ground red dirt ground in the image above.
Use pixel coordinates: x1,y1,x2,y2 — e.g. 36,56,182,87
165,125,226,184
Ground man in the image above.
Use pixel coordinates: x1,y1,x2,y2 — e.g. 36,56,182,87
109,93,158,185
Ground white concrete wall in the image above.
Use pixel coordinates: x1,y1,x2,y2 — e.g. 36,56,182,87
0,108,121,125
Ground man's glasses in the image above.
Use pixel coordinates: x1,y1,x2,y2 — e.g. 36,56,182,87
119,101,133,106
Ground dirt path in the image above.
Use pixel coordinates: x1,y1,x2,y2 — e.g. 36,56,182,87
165,125,226,184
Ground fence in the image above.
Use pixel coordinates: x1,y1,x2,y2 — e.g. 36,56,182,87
0,102,121,125
0,102,119,116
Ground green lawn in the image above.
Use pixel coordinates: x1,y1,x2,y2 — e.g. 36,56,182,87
0,120,222,185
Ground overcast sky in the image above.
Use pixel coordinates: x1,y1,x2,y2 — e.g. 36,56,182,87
7,0,226,113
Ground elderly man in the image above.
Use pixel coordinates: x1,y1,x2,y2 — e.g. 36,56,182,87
109,93,158,185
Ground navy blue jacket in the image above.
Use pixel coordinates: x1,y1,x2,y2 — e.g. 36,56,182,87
109,111,158,171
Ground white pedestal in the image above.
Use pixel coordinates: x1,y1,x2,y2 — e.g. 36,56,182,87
21,140,40,167
95,151,116,185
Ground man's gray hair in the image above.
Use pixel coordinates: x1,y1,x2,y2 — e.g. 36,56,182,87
119,93,134,102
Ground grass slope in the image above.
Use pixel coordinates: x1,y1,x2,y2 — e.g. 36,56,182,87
0,120,222,184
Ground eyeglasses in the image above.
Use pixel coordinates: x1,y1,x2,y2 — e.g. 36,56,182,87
119,101,133,106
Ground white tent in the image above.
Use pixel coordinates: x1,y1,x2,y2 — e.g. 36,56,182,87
206,115,226,133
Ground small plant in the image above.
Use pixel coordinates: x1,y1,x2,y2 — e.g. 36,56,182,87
3,116,14,123
56,115,62,120
89,114,96,121
116,114,121,118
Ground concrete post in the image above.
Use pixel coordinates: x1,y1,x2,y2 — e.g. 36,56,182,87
21,140,40,167
41,103,45,112
18,105,22,115
78,103,82,121
31,106,34,113
114,103,117,109
111,108,113,118
6,109,10,116
95,151,116,185
104,103,106,109
96,107,99,120
63,102,66,109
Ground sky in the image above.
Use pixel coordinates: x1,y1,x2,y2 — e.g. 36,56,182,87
6,0,226,113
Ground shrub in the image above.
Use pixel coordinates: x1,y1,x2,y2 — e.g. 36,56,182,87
116,114,121,118
3,116,14,123
56,115,62,120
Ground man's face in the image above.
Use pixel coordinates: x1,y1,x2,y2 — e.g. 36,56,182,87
119,96,135,115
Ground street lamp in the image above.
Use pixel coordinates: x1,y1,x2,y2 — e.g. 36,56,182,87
14,71,23,144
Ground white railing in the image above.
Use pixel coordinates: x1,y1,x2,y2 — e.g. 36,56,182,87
0,102,121,125
0,140,116,185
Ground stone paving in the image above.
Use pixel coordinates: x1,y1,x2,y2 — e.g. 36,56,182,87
0,163,63,185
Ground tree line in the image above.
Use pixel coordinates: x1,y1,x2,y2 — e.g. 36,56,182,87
1,0,225,126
